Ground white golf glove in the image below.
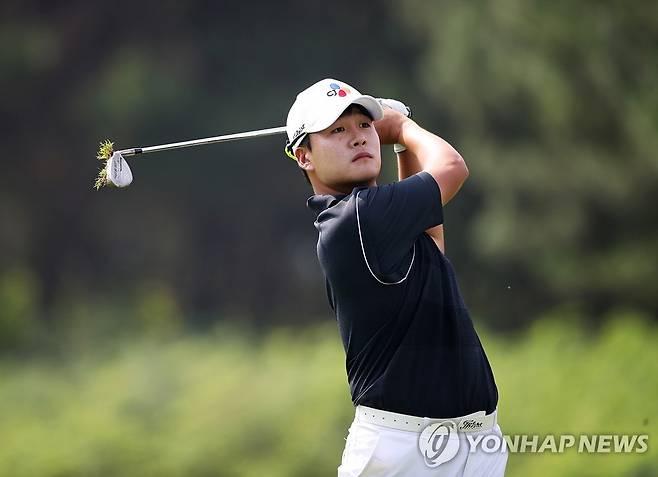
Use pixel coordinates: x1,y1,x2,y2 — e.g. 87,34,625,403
377,98,412,153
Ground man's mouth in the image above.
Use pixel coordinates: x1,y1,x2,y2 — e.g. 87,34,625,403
352,152,373,162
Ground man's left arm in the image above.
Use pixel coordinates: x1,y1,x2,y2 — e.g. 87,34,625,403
375,108,458,253
395,147,446,253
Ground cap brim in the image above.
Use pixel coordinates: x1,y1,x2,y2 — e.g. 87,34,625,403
306,95,384,134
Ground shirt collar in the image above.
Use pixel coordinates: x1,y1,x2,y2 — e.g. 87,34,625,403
306,193,348,216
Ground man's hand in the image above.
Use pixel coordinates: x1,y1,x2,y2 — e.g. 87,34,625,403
374,107,413,145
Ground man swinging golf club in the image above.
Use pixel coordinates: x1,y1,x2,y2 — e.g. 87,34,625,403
285,79,508,476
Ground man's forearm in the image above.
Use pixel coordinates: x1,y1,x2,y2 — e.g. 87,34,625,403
397,120,469,205
395,121,450,253
397,148,422,181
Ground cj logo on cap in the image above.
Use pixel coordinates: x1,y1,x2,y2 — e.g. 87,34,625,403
326,82,351,97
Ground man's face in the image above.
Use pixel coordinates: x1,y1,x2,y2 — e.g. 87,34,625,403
298,108,381,194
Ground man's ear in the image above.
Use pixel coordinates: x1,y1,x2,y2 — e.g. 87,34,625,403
295,147,314,171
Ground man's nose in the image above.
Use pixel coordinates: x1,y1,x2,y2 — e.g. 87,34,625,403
352,134,367,147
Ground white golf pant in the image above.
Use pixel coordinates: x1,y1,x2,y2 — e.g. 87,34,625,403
338,406,508,477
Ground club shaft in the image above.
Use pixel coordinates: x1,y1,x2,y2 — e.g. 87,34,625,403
117,126,287,157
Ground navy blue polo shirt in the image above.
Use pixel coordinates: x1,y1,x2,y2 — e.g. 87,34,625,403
307,172,498,418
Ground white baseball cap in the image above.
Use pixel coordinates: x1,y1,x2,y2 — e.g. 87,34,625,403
284,78,384,159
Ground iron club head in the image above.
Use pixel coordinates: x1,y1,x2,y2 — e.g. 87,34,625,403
106,152,133,188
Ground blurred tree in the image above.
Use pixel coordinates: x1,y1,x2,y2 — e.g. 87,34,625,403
0,0,656,345
0,267,39,350
394,0,658,324
0,0,420,335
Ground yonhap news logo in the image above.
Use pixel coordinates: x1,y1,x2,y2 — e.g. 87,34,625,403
418,420,460,467
471,433,649,455
417,424,649,468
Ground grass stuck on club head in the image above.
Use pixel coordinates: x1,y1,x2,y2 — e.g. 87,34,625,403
94,140,114,190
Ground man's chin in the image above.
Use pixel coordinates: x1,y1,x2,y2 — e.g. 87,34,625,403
360,168,381,183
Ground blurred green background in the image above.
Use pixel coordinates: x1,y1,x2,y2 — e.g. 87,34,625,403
1,0,656,475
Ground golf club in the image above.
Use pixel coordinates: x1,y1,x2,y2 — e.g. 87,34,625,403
94,98,411,189
94,126,287,189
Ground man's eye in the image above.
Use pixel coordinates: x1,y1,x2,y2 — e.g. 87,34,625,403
360,122,371,128
332,126,345,133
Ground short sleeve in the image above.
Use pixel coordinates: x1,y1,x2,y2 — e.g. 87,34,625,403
355,172,443,278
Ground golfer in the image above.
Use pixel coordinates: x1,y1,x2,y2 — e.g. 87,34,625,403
285,79,507,476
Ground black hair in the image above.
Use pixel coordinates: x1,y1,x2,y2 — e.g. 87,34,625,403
299,134,312,185
343,104,374,121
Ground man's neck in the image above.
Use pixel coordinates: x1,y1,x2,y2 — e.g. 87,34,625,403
312,179,377,196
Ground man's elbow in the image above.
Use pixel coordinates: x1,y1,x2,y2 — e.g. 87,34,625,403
423,151,470,204
454,152,469,184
